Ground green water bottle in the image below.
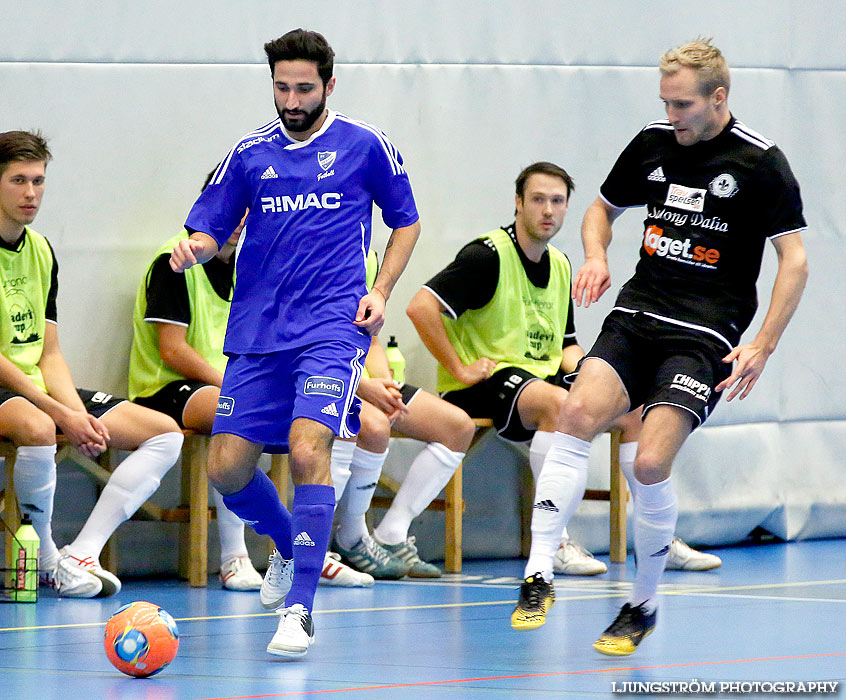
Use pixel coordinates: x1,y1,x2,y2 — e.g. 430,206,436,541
385,336,406,384
11,514,39,602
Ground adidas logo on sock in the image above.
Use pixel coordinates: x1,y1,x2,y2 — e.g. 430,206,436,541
321,403,339,417
650,544,671,557
533,499,559,512
260,165,278,179
294,531,316,547
647,166,666,182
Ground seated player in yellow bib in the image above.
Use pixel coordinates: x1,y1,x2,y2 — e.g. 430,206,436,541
0,130,183,598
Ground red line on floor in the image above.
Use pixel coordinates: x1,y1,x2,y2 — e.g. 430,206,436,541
195,651,846,699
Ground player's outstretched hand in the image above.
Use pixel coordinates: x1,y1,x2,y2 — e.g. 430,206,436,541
354,289,386,336
170,238,205,272
716,343,771,401
455,357,496,387
573,258,611,308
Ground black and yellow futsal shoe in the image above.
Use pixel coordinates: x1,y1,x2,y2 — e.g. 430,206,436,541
510,572,555,630
593,602,657,656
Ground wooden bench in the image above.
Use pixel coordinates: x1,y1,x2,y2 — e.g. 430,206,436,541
372,420,628,574
0,433,290,588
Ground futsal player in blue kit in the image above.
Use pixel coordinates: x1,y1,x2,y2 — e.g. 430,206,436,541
170,29,420,658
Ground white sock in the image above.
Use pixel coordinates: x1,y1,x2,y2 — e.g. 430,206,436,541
13,445,60,568
529,430,554,483
213,488,248,563
529,431,571,545
618,441,639,504
70,432,183,559
525,432,591,580
630,476,678,611
329,439,356,503
335,446,386,550
374,442,463,545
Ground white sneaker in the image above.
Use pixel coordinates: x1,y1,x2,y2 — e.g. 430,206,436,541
266,603,315,657
260,549,295,610
319,552,375,587
553,539,607,576
55,546,121,597
665,537,722,571
220,554,263,591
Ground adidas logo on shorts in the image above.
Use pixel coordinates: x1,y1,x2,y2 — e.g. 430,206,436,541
294,531,316,547
261,165,278,179
533,499,559,512
648,166,666,182
321,403,339,417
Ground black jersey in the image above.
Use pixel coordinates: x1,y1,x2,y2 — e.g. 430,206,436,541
424,224,577,349
600,116,806,348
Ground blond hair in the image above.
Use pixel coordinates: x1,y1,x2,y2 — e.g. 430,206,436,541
660,37,730,96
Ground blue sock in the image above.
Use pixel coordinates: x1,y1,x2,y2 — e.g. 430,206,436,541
286,484,335,612
222,468,293,558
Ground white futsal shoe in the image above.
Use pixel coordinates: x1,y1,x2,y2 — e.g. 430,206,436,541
260,549,295,610
266,603,315,657
553,539,608,576
664,537,722,571
319,552,375,587
54,546,121,597
220,554,263,591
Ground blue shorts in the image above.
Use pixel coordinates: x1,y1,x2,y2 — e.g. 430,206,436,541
213,341,367,453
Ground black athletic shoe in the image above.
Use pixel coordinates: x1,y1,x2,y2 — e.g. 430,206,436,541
593,602,657,656
510,572,555,630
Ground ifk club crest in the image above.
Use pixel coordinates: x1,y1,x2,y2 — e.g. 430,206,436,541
317,151,337,171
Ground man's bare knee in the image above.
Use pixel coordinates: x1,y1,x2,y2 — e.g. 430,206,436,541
557,394,605,441
356,408,390,453
288,420,333,486
207,434,261,494
446,411,476,452
633,448,672,485
7,409,56,446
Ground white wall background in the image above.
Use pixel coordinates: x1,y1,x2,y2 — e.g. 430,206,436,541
2,0,843,564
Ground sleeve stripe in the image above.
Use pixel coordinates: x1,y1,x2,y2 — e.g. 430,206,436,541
213,119,281,185
420,285,458,320
144,317,190,328
643,120,673,131
732,121,775,149
335,115,404,176
768,227,807,240
598,191,640,211
730,127,772,151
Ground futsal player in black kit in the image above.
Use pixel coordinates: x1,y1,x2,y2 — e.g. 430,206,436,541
512,38,808,655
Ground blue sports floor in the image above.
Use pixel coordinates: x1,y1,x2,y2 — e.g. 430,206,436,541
1,539,844,699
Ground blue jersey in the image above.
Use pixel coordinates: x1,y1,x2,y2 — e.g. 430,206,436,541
185,110,419,354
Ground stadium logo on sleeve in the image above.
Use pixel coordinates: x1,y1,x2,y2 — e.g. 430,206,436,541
305,376,345,398
216,396,235,416
665,184,706,212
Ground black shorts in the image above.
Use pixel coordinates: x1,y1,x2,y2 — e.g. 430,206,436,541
441,367,544,442
0,387,125,420
399,383,422,406
585,311,732,428
133,380,213,429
